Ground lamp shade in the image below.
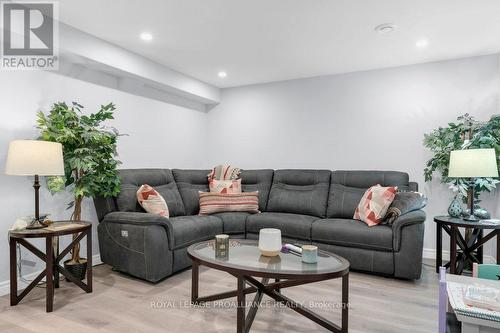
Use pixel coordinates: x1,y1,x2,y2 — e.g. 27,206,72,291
5,140,65,176
448,148,499,178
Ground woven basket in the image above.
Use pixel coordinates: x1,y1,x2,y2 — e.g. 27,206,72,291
64,259,87,281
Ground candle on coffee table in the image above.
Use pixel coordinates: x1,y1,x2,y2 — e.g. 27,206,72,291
302,245,318,263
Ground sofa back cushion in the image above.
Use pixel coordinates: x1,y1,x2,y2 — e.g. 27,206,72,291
266,169,331,217
116,169,185,217
240,169,274,211
172,169,211,215
327,170,410,219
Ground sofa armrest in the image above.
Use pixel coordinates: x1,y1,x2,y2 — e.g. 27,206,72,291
392,210,426,251
94,196,117,222
103,211,168,225
98,211,173,282
409,181,419,192
102,211,175,244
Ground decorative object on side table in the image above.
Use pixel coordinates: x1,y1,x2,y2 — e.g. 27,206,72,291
215,234,229,260
258,228,282,257
5,140,65,229
37,102,122,280
474,209,491,220
448,195,464,218
448,149,499,221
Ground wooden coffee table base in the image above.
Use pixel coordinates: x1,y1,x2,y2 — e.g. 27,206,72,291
191,262,349,333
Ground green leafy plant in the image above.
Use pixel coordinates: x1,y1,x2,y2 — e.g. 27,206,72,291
37,102,121,264
423,114,500,206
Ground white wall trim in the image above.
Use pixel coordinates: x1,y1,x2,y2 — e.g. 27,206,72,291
422,247,496,264
1,249,495,297
0,254,102,297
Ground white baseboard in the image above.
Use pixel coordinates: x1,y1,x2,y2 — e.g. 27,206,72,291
1,250,493,297
0,254,102,297
422,247,496,264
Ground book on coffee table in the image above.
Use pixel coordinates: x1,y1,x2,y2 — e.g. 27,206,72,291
447,281,500,322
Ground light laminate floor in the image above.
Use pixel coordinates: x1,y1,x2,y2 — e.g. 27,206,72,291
0,261,438,333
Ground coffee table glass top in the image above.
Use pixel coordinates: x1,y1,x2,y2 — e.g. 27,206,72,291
188,239,349,277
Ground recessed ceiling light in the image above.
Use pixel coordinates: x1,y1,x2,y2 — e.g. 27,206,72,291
416,38,429,49
374,23,397,34
218,71,227,78
140,32,153,41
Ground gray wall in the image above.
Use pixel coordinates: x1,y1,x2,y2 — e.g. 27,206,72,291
207,54,500,259
0,70,209,288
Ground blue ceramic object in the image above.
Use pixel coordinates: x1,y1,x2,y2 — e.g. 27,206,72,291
302,245,318,264
474,208,491,220
448,198,463,218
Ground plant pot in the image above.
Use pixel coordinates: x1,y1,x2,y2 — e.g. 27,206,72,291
64,258,87,281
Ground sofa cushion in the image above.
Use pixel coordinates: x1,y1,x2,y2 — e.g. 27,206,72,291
327,170,410,218
354,185,397,227
313,242,394,275
240,169,274,211
137,184,169,218
213,212,249,234
246,212,318,240
209,179,242,194
116,169,185,217
172,169,211,215
311,218,393,251
266,169,331,217
166,215,223,250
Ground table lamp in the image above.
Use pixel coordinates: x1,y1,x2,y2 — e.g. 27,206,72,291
448,148,499,221
5,140,65,229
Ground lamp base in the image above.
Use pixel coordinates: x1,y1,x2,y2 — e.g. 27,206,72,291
463,215,480,222
26,220,48,229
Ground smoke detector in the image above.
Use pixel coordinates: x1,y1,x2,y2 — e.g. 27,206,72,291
374,23,397,34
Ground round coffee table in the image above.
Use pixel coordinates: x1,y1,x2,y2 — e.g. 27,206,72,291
187,239,350,333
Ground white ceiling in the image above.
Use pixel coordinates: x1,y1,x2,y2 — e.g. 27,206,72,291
59,0,500,88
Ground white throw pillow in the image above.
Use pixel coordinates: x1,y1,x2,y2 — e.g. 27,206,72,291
136,184,169,218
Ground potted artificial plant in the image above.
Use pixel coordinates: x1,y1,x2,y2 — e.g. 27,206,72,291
424,113,499,269
37,102,121,279
424,113,499,213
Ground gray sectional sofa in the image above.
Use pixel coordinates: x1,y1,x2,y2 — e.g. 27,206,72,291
94,169,426,282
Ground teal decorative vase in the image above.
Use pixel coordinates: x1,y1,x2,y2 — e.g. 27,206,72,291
474,208,491,220
448,198,463,218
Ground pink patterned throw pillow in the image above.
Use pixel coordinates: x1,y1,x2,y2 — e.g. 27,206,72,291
209,179,242,194
137,184,169,218
354,185,397,227
208,165,241,181
199,191,260,215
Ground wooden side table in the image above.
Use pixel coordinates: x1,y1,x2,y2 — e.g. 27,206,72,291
434,216,500,275
9,221,92,312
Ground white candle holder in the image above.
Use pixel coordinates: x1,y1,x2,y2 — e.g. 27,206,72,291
258,228,282,257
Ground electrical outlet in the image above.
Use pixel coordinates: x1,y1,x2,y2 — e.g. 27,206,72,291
121,230,128,238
